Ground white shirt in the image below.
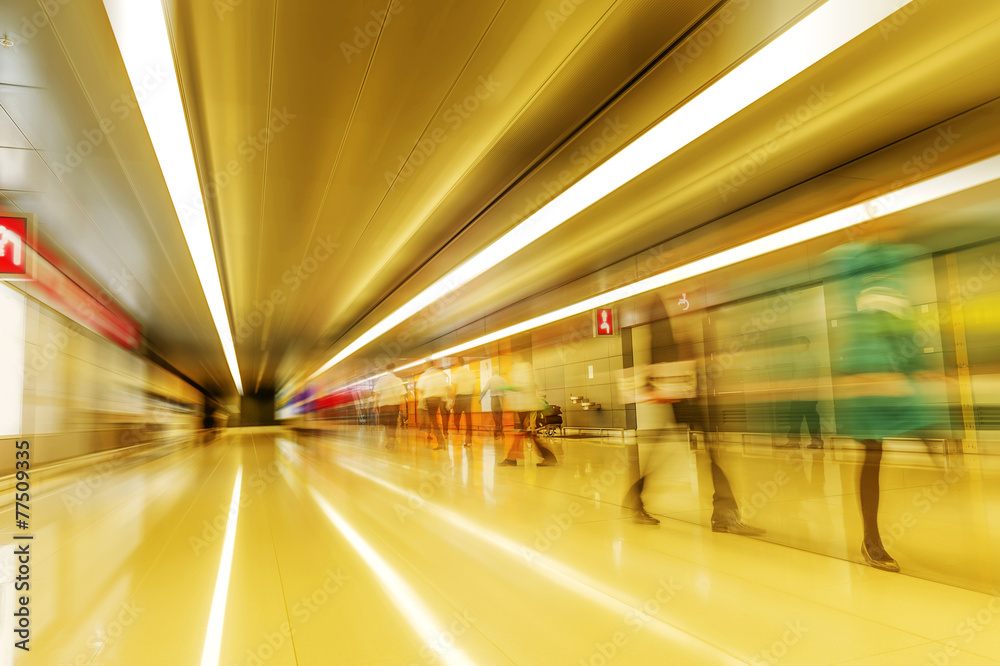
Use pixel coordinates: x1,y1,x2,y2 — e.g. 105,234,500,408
416,368,449,399
452,366,476,396
373,373,407,407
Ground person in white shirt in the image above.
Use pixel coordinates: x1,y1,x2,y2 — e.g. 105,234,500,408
374,363,408,449
480,370,509,441
450,359,477,447
416,361,450,449
497,361,557,467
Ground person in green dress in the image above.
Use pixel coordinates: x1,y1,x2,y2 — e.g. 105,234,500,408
823,230,933,572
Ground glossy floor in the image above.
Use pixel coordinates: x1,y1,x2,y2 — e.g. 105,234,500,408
2,426,1000,665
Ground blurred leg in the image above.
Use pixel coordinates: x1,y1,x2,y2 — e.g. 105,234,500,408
859,437,898,570
859,438,884,547
805,401,822,443
425,398,445,446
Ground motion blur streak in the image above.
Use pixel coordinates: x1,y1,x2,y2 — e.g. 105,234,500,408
301,0,915,387
339,462,712,652
308,487,475,666
201,467,243,666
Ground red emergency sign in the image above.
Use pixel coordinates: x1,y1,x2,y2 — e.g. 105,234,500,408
596,308,614,336
0,216,27,276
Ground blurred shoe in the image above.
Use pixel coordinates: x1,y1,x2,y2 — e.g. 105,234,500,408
862,541,900,573
633,512,660,526
712,518,765,536
497,459,517,467
536,459,558,467
807,440,824,449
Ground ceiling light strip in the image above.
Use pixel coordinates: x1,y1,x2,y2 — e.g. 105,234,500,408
103,0,244,394
303,0,914,384
424,155,1000,361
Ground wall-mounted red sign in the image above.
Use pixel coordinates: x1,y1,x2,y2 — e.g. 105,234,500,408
596,308,614,336
0,216,28,277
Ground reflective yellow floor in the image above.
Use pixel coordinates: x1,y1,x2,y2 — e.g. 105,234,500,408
3,427,1000,665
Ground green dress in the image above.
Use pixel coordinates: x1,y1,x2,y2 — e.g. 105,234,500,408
823,242,931,440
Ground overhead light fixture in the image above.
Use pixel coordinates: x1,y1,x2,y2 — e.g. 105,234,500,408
295,0,915,390
103,0,244,394
324,153,1000,394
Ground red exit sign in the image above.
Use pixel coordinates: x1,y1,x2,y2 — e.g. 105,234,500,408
0,216,29,278
595,308,614,336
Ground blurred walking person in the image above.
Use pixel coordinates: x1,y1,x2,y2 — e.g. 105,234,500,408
481,369,509,442
374,363,408,451
628,294,763,535
451,359,476,447
497,361,557,467
823,224,934,572
416,361,450,450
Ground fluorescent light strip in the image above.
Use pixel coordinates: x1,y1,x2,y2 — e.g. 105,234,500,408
308,488,474,666
303,0,914,384
336,153,1000,389
339,463,708,651
103,0,244,394
201,467,243,666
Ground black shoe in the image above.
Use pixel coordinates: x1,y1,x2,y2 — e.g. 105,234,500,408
497,459,517,467
862,541,900,573
712,518,765,536
633,512,660,525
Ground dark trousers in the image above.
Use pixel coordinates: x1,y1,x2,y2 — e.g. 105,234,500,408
505,411,556,462
379,405,400,440
491,396,504,439
625,430,737,520
787,400,821,440
859,438,885,548
452,394,473,444
424,397,445,445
